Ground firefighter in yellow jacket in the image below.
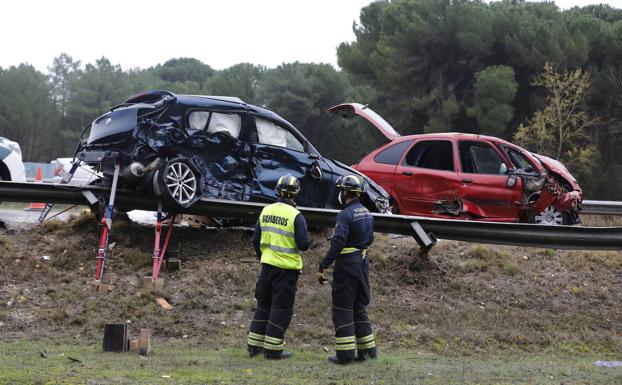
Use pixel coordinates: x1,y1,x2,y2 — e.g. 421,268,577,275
246,174,310,359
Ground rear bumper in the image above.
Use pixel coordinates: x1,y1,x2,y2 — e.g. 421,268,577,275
78,150,121,166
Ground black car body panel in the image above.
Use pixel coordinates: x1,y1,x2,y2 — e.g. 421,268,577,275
77,90,389,212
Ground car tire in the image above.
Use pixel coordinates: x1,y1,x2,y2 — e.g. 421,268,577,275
158,157,202,208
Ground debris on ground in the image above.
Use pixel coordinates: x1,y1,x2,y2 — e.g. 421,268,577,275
594,361,622,367
67,356,82,364
156,298,172,310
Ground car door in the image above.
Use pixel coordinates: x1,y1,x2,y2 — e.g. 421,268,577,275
356,139,415,205
393,139,462,216
457,140,523,221
185,109,253,200
249,116,335,207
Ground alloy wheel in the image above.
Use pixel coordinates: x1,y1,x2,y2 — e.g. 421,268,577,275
165,161,197,205
534,206,563,225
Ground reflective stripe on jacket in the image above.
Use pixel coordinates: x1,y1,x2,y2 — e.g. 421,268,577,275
259,202,303,270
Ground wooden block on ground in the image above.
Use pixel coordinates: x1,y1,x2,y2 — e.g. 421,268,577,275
138,328,151,356
91,282,114,294
129,338,139,352
156,297,172,310
97,283,114,293
142,277,165,290
103,324,128,352
154,277,164,289
142,277,153,290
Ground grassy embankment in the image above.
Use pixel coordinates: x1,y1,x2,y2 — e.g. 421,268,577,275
0,212,620,384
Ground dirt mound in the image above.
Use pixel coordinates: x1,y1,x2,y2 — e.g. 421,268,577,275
0,213,620,355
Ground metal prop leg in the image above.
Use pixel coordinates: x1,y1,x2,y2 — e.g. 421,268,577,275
151,199,177,283
39,162,81,223
95,164,121,283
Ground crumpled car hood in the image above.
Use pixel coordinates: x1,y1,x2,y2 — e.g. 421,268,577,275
532,153,581,192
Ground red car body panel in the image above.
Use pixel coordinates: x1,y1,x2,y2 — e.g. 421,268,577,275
330,103,583,224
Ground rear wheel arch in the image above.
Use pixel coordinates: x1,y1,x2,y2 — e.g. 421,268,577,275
389,196,400,214
0,161,11,181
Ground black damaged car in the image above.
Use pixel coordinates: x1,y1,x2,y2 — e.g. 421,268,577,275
76,90,390,213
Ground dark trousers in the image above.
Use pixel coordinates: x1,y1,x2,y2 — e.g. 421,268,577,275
247,264,299,355
331,254,376,360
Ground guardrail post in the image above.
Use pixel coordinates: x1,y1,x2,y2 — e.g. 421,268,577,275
410,221,437,250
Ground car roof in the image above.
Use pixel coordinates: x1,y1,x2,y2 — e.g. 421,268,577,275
396,132,517,147
125,90,317,153
176,94,287,123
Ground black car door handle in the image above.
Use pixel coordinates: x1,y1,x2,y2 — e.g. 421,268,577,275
402,171,413,176
462,178,473,184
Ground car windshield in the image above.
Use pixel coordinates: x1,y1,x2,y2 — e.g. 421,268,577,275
502,146,535,172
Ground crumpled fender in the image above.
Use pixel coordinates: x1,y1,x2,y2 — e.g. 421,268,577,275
533,176,581,214
531,153,581,193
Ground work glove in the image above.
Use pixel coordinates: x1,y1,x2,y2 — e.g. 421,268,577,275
317,269,328,285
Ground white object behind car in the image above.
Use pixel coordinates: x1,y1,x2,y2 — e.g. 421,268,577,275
52,158,101,186
0,137,26,182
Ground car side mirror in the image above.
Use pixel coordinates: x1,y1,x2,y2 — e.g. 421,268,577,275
506,174,517,188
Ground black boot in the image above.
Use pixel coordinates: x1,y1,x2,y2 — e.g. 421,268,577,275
328,355,355,365
356,347,378,362
247,345,264,358
264,350,293,360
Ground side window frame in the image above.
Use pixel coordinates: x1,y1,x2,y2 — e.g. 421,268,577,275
459,140,510,175
401,139,455,172
184,108,251,142
373,139,415,165
499,144,536,171
251,115,307,153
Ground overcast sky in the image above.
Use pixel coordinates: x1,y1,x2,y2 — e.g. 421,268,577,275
2,0,621,73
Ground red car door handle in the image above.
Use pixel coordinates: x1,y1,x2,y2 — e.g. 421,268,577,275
462,178,473,184
402,171,414,176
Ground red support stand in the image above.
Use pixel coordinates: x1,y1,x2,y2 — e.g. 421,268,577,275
95,164,120,283
151,208,177,283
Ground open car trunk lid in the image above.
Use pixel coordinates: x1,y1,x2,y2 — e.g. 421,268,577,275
328,103,401,141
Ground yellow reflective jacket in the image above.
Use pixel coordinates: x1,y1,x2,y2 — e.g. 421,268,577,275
259,202,303,270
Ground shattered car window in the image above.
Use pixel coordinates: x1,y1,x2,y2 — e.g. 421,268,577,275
460,141,506,175
505,147,535,172
256,118,304,152
188,111,241,138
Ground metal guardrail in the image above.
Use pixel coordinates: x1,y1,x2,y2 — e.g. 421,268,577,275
582,200,622,216
0,181,621,250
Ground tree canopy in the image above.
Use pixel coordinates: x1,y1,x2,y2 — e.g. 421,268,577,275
0,1,621,199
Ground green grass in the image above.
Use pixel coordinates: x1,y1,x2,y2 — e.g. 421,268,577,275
0,340,620,385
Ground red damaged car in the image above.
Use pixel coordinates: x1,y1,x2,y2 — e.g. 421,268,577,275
329,103,582,225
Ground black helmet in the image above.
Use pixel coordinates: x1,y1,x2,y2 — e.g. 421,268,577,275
275,174,301,198
335,174,365,194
